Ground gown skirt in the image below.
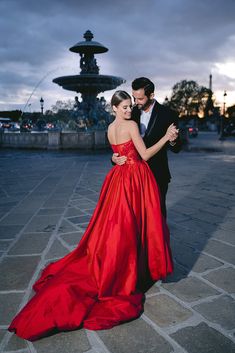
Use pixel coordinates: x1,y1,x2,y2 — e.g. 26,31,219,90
8,140,173,341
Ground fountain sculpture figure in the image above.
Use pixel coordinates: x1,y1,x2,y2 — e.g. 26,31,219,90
53,30,125,128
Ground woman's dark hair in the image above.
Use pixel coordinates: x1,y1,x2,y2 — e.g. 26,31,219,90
132,77,155,98
111,90,131,107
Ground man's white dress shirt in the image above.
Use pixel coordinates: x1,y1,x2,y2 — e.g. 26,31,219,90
140,101,156,137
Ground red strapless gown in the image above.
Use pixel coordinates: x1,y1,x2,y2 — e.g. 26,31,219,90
8,140,173,341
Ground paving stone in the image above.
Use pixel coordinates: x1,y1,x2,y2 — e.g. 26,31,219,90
5,331,28,350
13,200,44,213
53,188,75,196
194,295,235,330
76,189,97,196
171,240,201,270
45,240,69,259
203,267,235,293
0,200,19,209
168,203,195,216
83,208,95,215
191,210,223,225
167,209,191,223
0,329,5,342
24,215,61,233
212,228,235,245
0,240,11,251
60,232,83,246
65,208,85,217
67,215,91,225
85,194,99,203
8,232,51,255
177,218,217,234
170,226,209,251
220,218,235,231
0,256,40,290
50,189,74,197
162,276,219,302
0,213,34,226
191,253,223,273
145,284,160,296
71,200,96,209
144,294,192,327
170,322,235,353
203,239,235,265
58,219,79,234
200,204,230,217
0,225,23,239
163,263,188,283
98,317,173,353
38,208,65,215
0,212,6,219
0,292,24,325
43,198,69,208
33,329,90,353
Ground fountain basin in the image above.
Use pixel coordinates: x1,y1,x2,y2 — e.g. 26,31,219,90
53,74,125,93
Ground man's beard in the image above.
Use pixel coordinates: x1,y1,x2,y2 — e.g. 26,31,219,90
137,98,154,111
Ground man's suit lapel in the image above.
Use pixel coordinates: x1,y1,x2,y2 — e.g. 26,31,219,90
144,101,159,138
131,106,141,128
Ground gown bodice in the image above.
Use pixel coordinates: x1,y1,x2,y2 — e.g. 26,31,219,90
111,140,142,165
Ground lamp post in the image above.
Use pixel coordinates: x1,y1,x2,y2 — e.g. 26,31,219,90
40,97,44,115
223,90,227,116
219,90,227,140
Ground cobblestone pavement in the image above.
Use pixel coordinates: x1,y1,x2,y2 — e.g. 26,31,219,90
0,132,234,353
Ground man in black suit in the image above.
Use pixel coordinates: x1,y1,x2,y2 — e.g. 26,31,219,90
112,77,181,217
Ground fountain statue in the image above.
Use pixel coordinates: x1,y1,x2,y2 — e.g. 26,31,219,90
53,30,125,128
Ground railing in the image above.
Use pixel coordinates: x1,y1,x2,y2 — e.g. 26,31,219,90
0,131,109,150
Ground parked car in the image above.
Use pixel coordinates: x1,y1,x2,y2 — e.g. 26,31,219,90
0,117,13,130
20,119,33,132
46,122,61,131
187,125,198,137
35,119,47,131
223,122,235,136
9,122,20,132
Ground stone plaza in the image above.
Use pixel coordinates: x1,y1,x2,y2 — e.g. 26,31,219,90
0,132,234,353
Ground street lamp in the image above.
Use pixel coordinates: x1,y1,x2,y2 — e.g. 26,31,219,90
40,97,44,115
223,90,227,116
219,90,227,140
164,96,169,106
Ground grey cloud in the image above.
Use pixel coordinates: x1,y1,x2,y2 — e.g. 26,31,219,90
0,0,235,110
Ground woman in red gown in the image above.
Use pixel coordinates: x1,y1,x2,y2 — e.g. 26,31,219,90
8,91,177,341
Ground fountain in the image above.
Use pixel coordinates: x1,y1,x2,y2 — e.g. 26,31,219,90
53,30,125,128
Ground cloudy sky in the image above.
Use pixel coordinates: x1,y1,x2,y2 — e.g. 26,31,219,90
1,0,235,113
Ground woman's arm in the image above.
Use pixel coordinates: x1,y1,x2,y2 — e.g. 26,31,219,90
129,121,176,161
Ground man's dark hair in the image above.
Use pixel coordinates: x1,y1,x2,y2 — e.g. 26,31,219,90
132,77,155,97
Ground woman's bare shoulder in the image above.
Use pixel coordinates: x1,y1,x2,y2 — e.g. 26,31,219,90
107,122,115,133
126,120,138,128
125,120,139,134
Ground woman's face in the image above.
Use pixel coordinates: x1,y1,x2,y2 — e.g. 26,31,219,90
113,99,132,120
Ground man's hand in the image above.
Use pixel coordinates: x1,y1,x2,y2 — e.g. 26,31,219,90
169,129,179,144
112,153,127,165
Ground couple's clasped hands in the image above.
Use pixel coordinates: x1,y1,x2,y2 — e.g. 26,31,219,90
166,123,179,142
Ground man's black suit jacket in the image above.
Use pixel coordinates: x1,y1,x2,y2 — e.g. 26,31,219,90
131,100,181,186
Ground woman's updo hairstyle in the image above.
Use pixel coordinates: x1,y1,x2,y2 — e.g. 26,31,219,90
111,90,131,107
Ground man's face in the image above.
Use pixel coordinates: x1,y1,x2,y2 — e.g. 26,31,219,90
132,88,154,111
